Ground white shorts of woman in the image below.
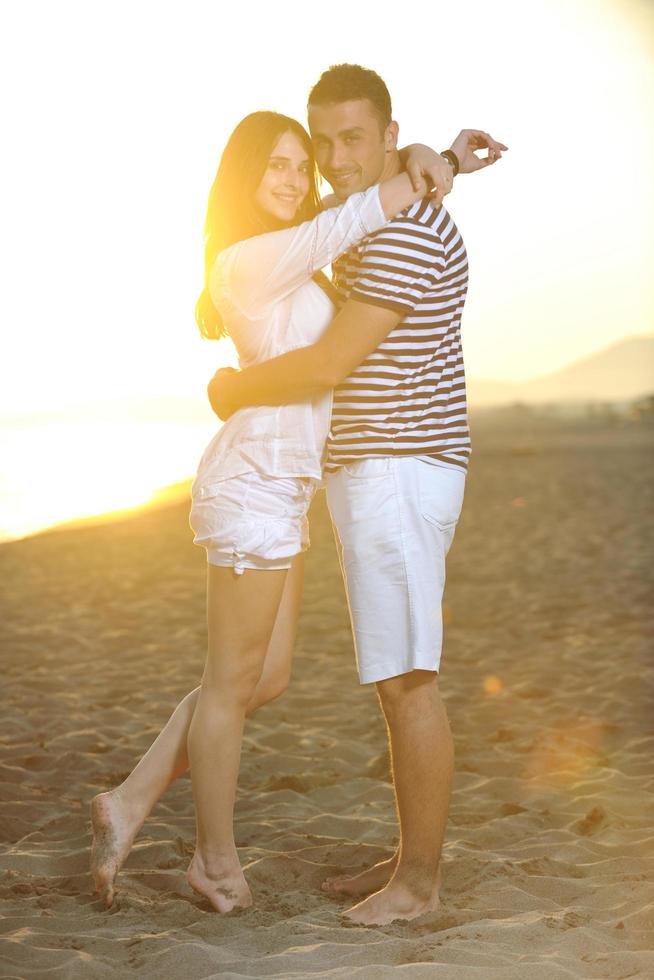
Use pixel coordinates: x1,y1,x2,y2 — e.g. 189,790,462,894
189,470,316,574
326,456,465,685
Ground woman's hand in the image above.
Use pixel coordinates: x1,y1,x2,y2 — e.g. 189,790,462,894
402,144,454,208
449,130,508,173
207,366,239,421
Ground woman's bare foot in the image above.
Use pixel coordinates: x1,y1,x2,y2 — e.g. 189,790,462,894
90,790,143,907
321,854,398,898
186,852,252,914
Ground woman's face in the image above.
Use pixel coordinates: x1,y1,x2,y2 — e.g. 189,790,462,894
254,130,312,224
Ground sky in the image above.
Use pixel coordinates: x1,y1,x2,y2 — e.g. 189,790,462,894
1,0,653,418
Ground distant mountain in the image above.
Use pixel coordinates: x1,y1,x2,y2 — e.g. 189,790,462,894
468,336,654,407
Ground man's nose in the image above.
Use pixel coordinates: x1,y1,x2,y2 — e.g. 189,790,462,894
328,143,347,170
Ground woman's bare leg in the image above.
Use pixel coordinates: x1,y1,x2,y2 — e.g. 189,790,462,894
91,557,304,908
185,563,288,912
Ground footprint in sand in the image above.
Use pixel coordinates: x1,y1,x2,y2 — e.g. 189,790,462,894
574,806,606,836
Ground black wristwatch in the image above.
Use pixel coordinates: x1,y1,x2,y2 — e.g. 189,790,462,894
439,149,460,176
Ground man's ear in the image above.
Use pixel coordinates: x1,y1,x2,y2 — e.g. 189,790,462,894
385,120,399,152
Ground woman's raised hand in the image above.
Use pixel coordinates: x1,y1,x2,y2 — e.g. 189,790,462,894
403,145,454,208
449,130,508,173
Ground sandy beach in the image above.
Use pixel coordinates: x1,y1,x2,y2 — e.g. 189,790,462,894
1,413,653,979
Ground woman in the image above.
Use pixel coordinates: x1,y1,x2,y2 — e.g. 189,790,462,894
90,111,434,913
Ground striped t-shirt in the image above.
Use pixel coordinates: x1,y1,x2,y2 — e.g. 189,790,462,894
325,198,470,473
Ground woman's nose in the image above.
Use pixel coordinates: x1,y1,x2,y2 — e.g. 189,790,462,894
284,169,301,188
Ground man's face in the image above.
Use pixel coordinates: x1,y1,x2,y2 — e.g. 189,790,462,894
308,99,397,200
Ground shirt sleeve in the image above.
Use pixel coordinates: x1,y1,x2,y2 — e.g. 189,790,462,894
210,186,387,318
347,218,446,314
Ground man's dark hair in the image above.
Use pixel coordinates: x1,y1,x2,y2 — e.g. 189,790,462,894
308,64,392,131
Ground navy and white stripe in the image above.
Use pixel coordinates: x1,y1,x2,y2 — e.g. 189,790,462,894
326,199,470,473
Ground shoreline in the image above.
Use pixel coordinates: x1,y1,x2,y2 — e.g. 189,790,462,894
2,410,652,548
0,479,193,547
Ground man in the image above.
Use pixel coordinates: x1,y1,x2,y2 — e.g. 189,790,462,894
210,64,506,926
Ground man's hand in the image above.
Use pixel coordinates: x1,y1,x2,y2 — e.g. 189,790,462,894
207,366,239,421
450,130,508,174
402,144,454,208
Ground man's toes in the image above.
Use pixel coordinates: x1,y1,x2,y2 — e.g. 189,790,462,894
321,876,345,894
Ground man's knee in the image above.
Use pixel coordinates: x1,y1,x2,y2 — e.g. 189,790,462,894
377,668,439,714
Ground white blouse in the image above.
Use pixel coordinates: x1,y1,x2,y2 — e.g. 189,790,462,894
192,185,387,496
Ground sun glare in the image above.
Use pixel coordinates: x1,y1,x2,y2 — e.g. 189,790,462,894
1,0,651,535
0,416,217,541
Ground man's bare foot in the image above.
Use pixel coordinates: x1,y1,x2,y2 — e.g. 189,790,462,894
90,790,142,908
321,854,398,898
343,865,442,926
186,853,252,914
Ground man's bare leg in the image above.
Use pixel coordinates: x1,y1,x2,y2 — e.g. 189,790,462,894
342,670,452,925
91,557,304,907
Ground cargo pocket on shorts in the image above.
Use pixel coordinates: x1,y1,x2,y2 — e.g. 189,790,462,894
189,480,250,551
421,510,459,532
417,466,465,532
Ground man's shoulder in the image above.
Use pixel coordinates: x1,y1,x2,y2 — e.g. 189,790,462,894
367,199,446,244
354,202,446,268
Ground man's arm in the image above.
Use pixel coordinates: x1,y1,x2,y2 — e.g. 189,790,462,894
208,299,402,420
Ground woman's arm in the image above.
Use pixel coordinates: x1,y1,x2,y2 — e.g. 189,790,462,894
213,174,427,318
399,144,454,207
400,130,509,194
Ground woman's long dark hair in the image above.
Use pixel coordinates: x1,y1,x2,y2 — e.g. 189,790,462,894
196,112,322,340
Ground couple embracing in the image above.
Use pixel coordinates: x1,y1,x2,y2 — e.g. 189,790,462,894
91,63,507,927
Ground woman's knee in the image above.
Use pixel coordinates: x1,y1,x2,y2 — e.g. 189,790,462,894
203,652,266,706
249,670,291,713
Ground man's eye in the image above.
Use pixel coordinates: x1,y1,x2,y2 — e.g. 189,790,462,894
344,137,358,144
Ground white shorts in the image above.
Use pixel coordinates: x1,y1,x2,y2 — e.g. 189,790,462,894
326,457,465,684
189,470,315,574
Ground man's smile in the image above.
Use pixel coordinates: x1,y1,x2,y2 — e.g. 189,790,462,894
328,170,359,186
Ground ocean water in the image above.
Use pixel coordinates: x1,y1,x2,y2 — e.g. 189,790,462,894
0,418,219,542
